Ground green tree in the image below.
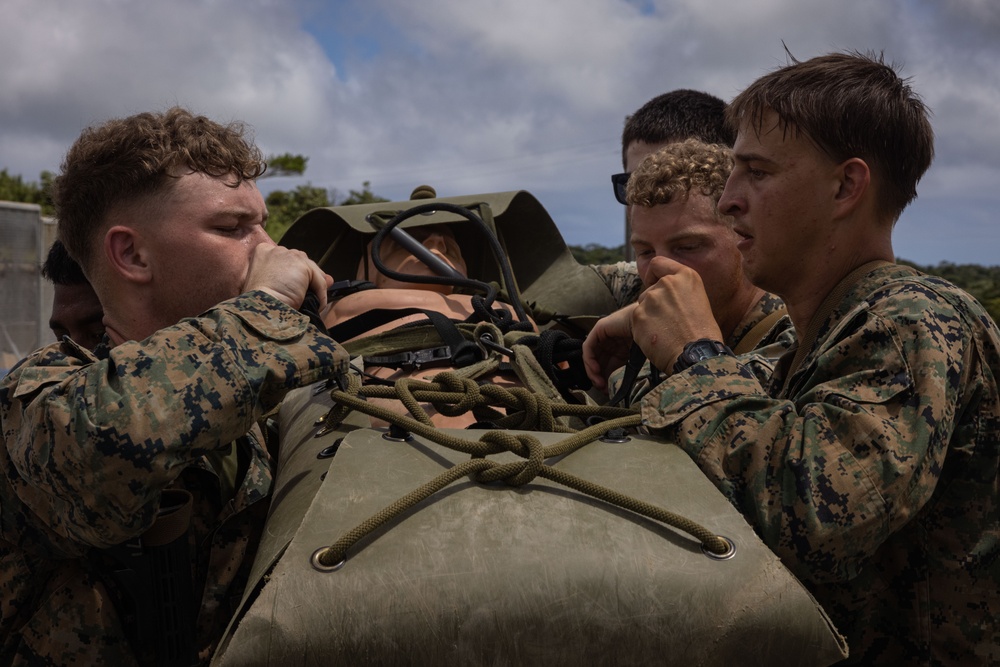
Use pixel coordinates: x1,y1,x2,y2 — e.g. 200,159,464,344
265,184,332,241
265,181,390,242
899,259,1000,325
0,169,54,215
569,243,627,265
338,181,388,206
261,153,308,179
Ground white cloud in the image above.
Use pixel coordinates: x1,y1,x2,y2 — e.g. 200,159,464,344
2,0,999,264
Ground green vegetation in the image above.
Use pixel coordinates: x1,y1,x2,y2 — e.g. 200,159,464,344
3,166,999,323
0,169,54,215
899,259,1000,324
265,180,387,242
569,243,627,265
261,153,309,179
568,244,1000,324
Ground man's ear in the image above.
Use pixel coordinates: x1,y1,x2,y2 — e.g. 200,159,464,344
833,157,871,218
104,225,152,284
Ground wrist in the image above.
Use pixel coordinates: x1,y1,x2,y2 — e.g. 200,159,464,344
672,338,733,374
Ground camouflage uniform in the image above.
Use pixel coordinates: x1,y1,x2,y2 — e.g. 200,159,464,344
639,262,1000,665
589,261,643,309
589,262,788,350
0,291,349,665
609,290,790,402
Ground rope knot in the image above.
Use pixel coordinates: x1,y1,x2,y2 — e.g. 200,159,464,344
473,431,545,487
427,371,482,416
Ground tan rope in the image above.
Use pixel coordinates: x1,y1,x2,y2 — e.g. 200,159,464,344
311,385,733,565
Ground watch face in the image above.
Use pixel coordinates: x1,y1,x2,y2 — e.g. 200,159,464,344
690,341,719,362
674,339,729,373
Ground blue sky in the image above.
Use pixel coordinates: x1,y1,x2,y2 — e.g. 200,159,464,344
3,0,999,265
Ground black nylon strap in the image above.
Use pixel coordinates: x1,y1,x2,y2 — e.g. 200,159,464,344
331,308,484,369
608,343,647,407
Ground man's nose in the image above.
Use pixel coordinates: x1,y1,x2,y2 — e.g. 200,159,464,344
254,225,277,247
717,180,743,216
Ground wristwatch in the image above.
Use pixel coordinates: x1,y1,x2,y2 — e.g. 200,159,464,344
672,338,733,373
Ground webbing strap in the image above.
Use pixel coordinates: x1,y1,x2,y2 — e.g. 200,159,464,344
327,307,432,342
732,307,788,355
608,343,647,407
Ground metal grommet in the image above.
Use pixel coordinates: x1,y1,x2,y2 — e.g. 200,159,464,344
702,536,737,560
310,547,346,572
317,439,343,459
383,424,412,442
600,427,630,443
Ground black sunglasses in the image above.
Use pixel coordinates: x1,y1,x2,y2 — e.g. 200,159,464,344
611,172,630,205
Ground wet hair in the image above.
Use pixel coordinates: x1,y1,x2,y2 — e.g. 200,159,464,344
626,139,734,211
621,89,733,167
41,239,89,286
53,107,266,273
726,50,934,222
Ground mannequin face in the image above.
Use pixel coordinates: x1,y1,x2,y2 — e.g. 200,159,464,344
357,224,467,293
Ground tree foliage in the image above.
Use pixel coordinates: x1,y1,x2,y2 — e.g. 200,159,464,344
568,243,627,265
568,243,1000,324
899,259,1000,324
0,169,54,215
265,180,388,242
261,153,308,179
264,184,332,241
3,164,998,326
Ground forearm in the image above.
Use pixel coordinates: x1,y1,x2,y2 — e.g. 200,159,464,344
641,342,954,584
1,291,348,550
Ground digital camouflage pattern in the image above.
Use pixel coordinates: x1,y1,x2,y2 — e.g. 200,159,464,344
640,263,1000,665
589,261,789,351
726,291,787,352
608,289,791,403
0,291,349,665
589,261,643,309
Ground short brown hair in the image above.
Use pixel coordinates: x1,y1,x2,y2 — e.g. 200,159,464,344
53,107,266,273
727,50,934,223
626,139,734,210
621,90,733,168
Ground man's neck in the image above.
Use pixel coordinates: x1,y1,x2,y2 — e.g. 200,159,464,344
101,288,161,346
720,285,766,341
782,242,894,337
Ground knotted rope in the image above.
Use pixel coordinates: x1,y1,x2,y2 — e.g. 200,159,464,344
310,373,733,567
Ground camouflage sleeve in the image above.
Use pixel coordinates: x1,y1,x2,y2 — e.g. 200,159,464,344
639,282,970,585
0,290,349,554
589,262,643,309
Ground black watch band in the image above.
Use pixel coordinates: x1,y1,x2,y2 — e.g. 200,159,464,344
672,338,733,373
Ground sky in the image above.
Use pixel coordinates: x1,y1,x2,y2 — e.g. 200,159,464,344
2,0,999,266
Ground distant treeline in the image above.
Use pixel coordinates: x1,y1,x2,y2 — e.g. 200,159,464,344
568,244,1000,325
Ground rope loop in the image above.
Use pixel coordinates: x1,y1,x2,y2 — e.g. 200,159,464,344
473,431,545,486
427,372,482,416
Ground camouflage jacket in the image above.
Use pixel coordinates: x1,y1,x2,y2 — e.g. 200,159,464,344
0,291,349,665
639,262,1000,665
589,261,789,350
609,290,790,403
589,261,643,309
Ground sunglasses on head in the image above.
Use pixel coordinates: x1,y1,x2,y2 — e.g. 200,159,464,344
611,172,630,205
